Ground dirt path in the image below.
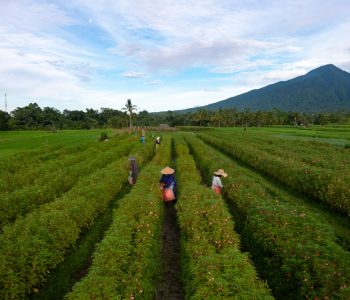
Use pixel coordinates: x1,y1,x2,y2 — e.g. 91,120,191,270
156,204,184,300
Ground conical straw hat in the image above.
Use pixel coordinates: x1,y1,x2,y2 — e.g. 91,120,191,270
161,166,175,175
214,169,227,177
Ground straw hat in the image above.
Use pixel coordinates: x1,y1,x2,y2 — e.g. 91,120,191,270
214,169,227,177
161,166,175,175
156,136,160,140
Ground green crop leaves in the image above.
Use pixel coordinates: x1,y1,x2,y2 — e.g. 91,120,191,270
0,137,154,299
186,134,350,299
174,135,273,299
67,136,172,299
200,132,350,216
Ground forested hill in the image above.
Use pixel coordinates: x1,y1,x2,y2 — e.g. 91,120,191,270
188,64,350,112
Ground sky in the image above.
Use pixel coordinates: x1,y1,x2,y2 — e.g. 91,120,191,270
1,0,350,113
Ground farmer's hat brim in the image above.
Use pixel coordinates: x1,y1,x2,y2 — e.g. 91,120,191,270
161,166,175,175
214,169,227,177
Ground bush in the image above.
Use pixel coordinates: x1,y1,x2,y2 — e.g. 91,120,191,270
99,132,108,142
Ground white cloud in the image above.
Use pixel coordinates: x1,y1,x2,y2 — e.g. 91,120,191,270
122,71,145,78
1,0,350,112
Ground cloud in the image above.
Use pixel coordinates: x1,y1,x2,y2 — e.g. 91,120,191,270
122,71,145,78
1,0,350,113
70,0,350,73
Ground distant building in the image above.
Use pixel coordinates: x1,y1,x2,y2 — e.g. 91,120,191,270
158,123,175,131
159,124,170,129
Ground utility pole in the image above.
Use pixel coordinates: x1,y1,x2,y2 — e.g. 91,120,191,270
4,92,8,113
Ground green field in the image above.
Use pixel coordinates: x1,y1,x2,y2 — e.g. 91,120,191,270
0,127,349,299
217,125,350,145
0,129,115,157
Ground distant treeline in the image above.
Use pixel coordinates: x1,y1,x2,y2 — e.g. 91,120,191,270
1,103,350,130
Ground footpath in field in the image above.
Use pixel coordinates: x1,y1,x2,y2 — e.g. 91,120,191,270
156,139,183,300
156,202,184,299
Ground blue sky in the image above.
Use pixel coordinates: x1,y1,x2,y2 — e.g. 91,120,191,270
1,0,350,112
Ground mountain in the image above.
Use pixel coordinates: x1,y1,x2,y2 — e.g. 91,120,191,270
185,64,350,112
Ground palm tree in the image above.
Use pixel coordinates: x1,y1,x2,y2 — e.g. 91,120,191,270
192,109,209,127
122,99,137,131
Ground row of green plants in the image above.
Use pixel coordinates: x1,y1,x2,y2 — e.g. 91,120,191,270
0,137,137,229
176,126,212,132
185,134,350,299
0,134,128,194
199,133,350,216
0,139,98,176
205,134,350,252
67,136,172,299
208,130,350,171
0,139,155,299
173,135,273,299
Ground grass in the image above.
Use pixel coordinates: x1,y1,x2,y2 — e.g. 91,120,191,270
0,129,115,157
217,125,350,144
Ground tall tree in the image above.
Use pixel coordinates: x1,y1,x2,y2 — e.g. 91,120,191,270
11,103,43,129
0,110,11,130
122,99,137,131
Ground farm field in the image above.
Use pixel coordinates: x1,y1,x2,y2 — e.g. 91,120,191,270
0,129,115,157
0,127,349,299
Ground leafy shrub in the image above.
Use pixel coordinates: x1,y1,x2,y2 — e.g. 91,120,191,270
99,132,108,142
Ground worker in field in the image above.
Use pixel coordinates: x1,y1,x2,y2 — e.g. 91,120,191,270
128,156,138,185
155,136,161,149
211,169,227,194
159,166,177,205
140,134,145,144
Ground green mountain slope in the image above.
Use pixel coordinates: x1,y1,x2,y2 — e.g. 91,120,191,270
188,64,350,112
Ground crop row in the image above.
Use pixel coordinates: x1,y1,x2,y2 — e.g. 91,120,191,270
173,135,273,299
0,139,155,299
0,136,137,229
0,134,128,194
0,138,102,177
207,130,350,171
67,136,172,299
185,134,350,299
199,133,350,216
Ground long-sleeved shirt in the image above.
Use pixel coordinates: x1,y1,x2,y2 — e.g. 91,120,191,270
159,174,176,189
129,161,138,175
212,175,223,188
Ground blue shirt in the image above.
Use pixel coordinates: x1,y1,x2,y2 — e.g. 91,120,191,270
159,174,176,189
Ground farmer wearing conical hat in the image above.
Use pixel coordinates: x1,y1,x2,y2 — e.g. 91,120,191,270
159,166,177,205
155,136,161,149
211,169,228,194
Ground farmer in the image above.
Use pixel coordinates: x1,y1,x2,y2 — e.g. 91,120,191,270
211,169,228,194
159,166,177,205
140,134,145,144
155,136,161,149
128,156,138,185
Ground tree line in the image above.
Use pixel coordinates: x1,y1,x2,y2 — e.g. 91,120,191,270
1,102,349,131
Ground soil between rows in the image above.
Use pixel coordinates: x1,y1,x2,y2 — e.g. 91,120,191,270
156,204,184,300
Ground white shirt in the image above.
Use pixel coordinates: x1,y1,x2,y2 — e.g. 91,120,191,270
212,176,223,188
